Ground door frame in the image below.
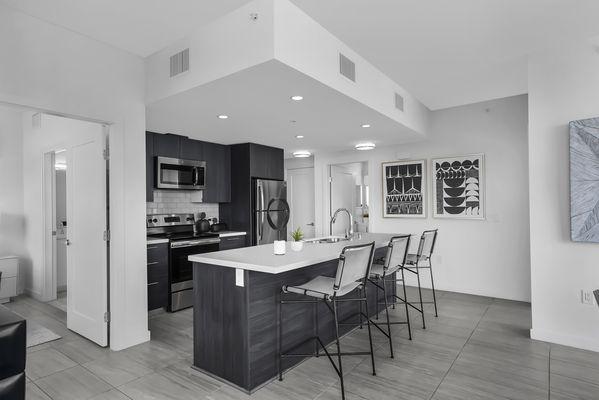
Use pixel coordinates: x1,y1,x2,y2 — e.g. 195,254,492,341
39,116,111,345
287,167,315,240
326,161,370,236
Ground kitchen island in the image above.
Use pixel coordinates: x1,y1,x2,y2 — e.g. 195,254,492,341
189,233,398,393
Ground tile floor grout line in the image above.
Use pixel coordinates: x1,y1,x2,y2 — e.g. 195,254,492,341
427,297,493,400
31,380,55,400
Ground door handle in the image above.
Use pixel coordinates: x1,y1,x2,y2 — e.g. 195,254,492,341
307,222,315,226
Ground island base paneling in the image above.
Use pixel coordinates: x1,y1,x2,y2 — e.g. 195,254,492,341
193,247,397,393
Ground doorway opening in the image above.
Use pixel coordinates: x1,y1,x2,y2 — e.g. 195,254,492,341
48,149,68,312
328,161,369,236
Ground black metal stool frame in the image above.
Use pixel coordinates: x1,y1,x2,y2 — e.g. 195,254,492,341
277,243,377,400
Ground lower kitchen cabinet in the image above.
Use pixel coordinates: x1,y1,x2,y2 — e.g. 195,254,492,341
147,242,168,311
219,235,246,251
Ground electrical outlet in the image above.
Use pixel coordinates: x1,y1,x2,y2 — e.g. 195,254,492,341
581,290,594,306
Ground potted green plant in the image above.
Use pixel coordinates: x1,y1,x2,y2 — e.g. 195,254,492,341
290,227,304,252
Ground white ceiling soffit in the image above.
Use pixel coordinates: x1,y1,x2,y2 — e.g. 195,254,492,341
0,0,252,57
146,60,421,156
289,0,599,110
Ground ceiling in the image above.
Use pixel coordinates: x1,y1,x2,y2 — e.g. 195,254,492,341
146,60,421,156
4,0,599,109
0,0,249,57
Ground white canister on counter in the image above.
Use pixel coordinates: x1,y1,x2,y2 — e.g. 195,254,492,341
273,240,286,255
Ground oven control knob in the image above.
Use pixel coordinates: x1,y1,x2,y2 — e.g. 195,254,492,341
147,219,153,223
186,217,193,221
152,219,158,223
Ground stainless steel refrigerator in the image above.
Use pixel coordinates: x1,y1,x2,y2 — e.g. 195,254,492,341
253,179,290,245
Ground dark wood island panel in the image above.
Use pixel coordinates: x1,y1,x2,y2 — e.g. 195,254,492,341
192,247,394,393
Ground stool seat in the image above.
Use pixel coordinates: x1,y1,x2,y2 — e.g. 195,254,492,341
284,276,361,300
369,263,400,278
405,254,418,264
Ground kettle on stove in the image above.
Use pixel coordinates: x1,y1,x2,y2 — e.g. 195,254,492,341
195,212,211,234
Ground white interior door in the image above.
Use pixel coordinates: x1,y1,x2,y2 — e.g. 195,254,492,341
330,165,355,236
288,168,315,239
66,126,108,346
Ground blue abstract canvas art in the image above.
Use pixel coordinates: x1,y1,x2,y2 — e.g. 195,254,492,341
570,117,599,242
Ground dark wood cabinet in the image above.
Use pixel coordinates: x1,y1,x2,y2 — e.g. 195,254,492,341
179,137,206,161
146,132,232,204
219,143,285,246
203,143,231,203
218,235,246,251
146,132,155,202
249,143,284,180
147,242,169,311
153,133,181,158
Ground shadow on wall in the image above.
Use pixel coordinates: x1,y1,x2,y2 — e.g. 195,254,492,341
0,212,30,293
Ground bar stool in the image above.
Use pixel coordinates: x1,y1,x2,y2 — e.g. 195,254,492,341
278,242,376,400
404,229,439,329
367,235,412,358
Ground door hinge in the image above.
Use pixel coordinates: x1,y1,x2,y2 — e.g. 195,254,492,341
103,148,109,160
328,177,333,183
104,312,110,323
103,230,111,241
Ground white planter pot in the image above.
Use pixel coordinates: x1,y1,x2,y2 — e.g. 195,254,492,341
290,241,304,252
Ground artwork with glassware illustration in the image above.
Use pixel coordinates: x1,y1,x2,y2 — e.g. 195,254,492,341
382,160,426,218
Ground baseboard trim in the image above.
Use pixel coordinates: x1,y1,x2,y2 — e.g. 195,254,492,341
530,328,599,353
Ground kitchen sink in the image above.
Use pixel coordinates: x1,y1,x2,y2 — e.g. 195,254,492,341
304,236,349,244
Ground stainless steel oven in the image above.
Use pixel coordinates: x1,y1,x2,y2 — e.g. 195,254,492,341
169,237,220,311
156,156,206,190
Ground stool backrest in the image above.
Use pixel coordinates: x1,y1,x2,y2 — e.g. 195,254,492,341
384,235,411,272
417,229,438,261
334,242,375,290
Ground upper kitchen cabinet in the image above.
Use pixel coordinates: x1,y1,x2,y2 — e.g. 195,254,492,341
248,143,284,180
153,133,181,158
146,132,231,203
203,143,231,203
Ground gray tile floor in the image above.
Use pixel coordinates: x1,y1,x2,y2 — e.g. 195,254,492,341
6,288,599,399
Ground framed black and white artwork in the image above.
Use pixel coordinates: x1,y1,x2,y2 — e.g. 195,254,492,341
432,154,485,219
382,160,426,218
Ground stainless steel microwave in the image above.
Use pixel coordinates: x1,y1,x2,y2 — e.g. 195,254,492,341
156,156,206,190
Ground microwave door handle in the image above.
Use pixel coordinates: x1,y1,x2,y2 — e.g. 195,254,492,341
192,167,198,186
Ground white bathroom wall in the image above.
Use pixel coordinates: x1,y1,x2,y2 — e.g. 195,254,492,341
315,94,530,301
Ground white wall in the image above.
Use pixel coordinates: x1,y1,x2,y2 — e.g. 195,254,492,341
528,37,599,352
315,95,530,301
1,4,148,350
0,107,26,292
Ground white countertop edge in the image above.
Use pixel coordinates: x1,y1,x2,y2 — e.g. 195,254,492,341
147,237,169,245
218,231,247,237
189,253,343,274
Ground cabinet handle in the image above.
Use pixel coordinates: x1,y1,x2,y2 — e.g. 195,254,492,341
147,246,158,250
147,262,159,266
148,282,159,286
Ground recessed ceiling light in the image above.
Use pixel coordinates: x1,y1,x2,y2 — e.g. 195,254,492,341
217,114,229,119
293,150,311,158
355,142,375,151
295,135,304,139
361,124,371,128
291,95,303,101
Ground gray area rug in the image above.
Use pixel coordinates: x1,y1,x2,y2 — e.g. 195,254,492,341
27,319,61,347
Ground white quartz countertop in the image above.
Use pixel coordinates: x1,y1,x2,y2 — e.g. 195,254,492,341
218,231,247,237
147,237,169,245
189,233,399,274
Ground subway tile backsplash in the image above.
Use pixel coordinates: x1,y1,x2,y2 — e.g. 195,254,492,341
147,190,219,220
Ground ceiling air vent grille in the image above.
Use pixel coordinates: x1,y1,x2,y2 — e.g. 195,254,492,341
394,92,405,112
170,48,189,78
339,53,356,82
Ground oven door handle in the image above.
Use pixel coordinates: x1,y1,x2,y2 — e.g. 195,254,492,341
171,238,221,248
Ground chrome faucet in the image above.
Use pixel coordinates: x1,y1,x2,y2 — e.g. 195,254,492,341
330,208,354,239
